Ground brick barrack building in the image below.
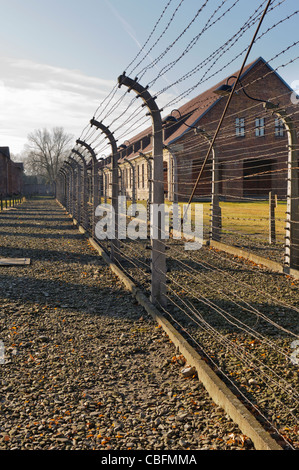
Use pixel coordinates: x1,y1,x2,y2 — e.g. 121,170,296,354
99,57,298,202
0,147,24,197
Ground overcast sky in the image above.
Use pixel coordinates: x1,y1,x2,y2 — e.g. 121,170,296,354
0,0,298,156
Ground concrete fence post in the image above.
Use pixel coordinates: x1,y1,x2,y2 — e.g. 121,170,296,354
59,168,67,207
118,73,167,308
124,158,136,204
139,152,152,228
269,191,276,245
72,149,88,230
76,140,99,238
193,128,221,242
90,119,120,262
69,156,81,223
265,104,299,271
64,162,73,216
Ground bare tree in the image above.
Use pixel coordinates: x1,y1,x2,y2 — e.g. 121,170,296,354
23,127,73,183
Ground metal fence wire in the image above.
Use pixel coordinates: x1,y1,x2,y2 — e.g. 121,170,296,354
55,0,299,450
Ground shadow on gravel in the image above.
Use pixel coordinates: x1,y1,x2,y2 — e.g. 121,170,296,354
167,256,263,276
165,293,298,338
0,272,129,314
0,268,296,339
0,215,68,222
0,230,85,240
0,245,100,264
0,222,75,230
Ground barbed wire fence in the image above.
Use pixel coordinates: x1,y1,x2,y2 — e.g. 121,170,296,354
55,0,299,450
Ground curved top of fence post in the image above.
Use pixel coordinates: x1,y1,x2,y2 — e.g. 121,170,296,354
68,155,81,170
117,73,162,132
138,151,152,164
65,159,76,173
76,139,98,165
57,168,67,187
61,162,72,174
59,167,67,176
90,119,118,156
71,149,87,169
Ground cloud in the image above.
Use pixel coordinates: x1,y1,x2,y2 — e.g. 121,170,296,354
0,57,116,154
0,55,181,158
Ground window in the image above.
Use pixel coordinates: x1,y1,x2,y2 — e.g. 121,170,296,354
275,118,284,137
133,141,141,152
236,118,245,137
142,135,151,149
137,165,140,188
127,145,133,156
255,118,265,137
142,163,145,188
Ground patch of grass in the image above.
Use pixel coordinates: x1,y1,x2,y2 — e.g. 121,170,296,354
218,200,286,241
175,199,286,242
99,197,287,243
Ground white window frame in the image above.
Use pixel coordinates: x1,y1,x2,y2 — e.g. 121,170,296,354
255,117,265,137
235,117,245,137
275,117,284,137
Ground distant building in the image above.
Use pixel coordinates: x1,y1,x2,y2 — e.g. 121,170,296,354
100,57,297,201
0,147,24,196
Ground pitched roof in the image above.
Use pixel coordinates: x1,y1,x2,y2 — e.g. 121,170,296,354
163,58,264,145
0,147,11,160
117,56,289,160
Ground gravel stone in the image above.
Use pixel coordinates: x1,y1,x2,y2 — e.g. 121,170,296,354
0,198,288,451
102,211,299,450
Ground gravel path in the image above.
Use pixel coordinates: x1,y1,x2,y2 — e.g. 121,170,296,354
0,198,256,451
